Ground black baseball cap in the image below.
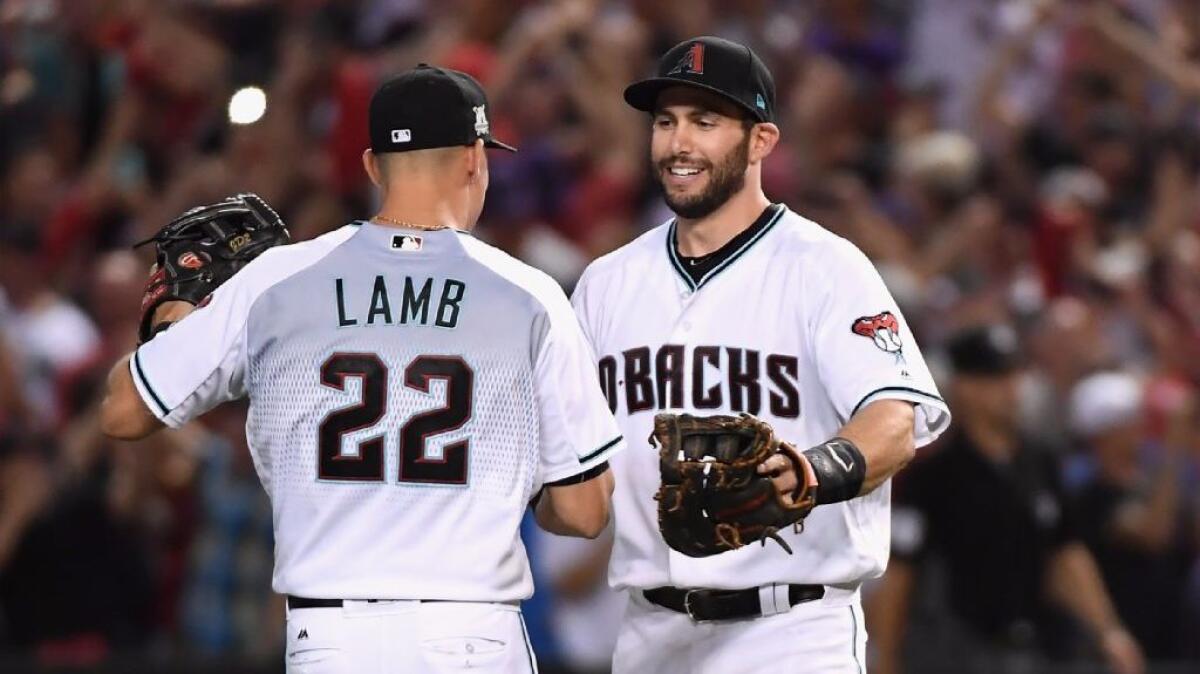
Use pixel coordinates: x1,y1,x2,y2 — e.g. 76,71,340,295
624,36,775,123
946,324,1023,376
369,64,516,154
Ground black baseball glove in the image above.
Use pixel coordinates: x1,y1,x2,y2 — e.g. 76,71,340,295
652,413,817,557
135,193,289,343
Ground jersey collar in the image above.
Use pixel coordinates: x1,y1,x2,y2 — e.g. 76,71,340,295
666,203,786,291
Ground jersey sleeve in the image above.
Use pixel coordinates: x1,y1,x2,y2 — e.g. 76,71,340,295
128,271,255,428
807,239,950,448
533,281,624,486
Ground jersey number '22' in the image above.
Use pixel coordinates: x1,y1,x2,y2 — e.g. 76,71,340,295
318,353,473,484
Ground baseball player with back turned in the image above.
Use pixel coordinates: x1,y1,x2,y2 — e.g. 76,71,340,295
571,37,952,673
99,64,624,673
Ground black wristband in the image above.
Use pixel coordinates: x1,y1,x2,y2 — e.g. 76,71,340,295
802,438,867,505
530,461,611,510
545,461,610,487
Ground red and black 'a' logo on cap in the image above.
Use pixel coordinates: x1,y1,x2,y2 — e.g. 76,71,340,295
668,42,705,75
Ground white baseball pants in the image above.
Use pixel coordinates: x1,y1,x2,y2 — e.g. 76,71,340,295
612,587,866,674
284,599,537,673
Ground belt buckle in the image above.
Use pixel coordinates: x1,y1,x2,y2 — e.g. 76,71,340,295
682,590,709,623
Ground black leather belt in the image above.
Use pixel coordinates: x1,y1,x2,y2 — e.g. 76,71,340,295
287,595,492,610
288,596,354,609
289,595,425,609
642,584,825,622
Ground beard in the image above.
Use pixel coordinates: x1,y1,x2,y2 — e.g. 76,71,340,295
655,133,751,219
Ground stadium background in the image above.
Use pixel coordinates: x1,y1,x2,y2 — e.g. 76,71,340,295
1,0,1198,672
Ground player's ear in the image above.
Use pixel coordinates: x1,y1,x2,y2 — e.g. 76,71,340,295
363,149,385,188
465,139,487,184
747,122,780,165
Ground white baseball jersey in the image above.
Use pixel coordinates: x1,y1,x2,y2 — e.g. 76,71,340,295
130,221,623,602
571,204,950,592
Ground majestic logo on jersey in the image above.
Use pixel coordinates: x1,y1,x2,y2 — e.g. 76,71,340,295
391,234,423,251
668,43,705,75
177,251,209,269
297,628,309,640
852,311,905,362
597,345,800,418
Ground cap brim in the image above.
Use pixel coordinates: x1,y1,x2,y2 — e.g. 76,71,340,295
484,137,517,153
623,77,765,122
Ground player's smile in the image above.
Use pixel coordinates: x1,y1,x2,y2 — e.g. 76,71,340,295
662,162,708,191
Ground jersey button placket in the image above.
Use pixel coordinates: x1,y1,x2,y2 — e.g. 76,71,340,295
674,284,698,337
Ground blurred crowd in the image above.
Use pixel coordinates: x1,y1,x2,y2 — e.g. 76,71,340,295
2,0,1200,671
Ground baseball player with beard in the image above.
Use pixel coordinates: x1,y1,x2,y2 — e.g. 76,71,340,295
571,37,952,673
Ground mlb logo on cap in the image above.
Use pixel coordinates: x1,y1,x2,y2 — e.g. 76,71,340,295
391,129,411,143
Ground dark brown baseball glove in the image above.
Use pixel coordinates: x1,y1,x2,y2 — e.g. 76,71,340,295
652,413,816,557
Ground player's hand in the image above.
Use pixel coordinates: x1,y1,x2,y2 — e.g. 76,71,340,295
1098,626,1144,674
757,450,816,507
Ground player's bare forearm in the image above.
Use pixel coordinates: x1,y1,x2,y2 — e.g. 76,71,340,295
534,468,614,539
99,354,164,440
759,399,916,505
838,399,916,495
101,301,194,441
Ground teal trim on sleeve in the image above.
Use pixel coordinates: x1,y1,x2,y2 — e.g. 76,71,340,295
133,350,170,417
850,386,945,417
579,435,622,464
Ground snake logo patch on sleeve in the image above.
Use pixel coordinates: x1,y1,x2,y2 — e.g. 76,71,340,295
851,311,905,363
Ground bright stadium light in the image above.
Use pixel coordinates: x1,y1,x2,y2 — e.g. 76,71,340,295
228,86,267,125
